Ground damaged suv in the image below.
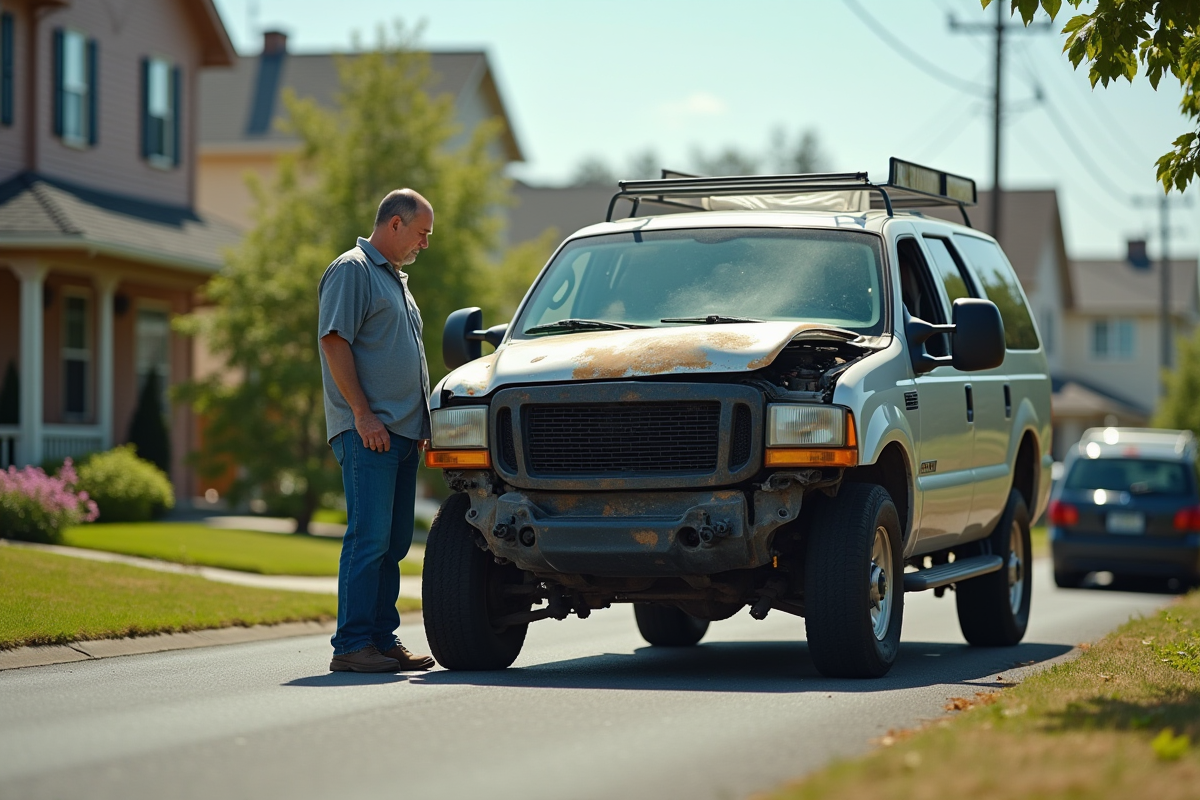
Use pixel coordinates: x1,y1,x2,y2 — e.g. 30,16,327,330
421,159,1052,678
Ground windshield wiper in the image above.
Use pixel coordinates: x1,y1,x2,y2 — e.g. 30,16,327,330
660,315,764,324
524,318,650,335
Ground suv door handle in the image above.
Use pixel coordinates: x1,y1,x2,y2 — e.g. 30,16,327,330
1004,383,1012,419
965,385,974,423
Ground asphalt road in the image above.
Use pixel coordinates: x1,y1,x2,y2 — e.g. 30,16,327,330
0,564,1173,800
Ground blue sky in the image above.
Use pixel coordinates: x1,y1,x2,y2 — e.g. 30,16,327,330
210,0,1193,260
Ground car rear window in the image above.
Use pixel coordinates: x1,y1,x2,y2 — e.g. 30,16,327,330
1064,458,1195,496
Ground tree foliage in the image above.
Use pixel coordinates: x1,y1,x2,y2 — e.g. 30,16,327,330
1154,325,1200,432
985,0,1200,192
176,25,537,532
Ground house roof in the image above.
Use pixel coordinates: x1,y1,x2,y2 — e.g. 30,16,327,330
926,189,1071,305
0,173,243,273
1068,257,1199,316
186,0,237,67
1051,376,1151,420
198,50,523,161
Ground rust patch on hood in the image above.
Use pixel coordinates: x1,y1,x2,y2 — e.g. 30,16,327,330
571,331,755,380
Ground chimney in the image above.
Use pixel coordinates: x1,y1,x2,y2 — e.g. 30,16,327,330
262,30,288,57
1127,239,1150,270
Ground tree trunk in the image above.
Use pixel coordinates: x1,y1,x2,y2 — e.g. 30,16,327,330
295,486,318,536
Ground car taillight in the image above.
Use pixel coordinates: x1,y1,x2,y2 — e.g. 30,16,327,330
1173,507,1200,531
1049,500,1079,527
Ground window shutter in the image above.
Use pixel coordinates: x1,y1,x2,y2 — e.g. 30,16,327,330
52,28,64,137
139,57,149,159
86,38,97,145
171,65,181,166
1,13,13,127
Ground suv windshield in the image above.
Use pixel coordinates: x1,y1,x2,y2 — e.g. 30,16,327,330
514,228,886,337
1064,458,1195,496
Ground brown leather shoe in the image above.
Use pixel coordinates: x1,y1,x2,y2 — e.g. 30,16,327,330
381,643,436,671
330,644,401,673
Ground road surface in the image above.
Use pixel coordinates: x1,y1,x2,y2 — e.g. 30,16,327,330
0,564,1173,800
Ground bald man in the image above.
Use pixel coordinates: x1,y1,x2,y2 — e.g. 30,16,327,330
318,189,437,673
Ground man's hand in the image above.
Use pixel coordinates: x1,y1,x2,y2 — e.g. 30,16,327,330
418,439,430,453
356,411,390,452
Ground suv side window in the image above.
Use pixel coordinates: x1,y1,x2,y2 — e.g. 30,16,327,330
923,236,976,305
953,234,1040,350
896,236,949,357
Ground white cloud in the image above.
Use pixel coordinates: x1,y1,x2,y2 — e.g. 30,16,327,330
658,91,729,120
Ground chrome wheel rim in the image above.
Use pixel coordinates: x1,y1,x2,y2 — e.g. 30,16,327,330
1007,520,1025,615
869,525,893,640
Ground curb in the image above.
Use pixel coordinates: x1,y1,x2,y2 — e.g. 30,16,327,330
0,612,423,672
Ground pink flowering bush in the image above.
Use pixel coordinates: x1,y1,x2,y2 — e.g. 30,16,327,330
0,458,99,544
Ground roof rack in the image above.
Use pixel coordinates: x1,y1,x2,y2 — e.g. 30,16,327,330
605,157,977,226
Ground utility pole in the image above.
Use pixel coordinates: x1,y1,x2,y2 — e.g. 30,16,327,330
950,7,1049,242
1133,194,1192,376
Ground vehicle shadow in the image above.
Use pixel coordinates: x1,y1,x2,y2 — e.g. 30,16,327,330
407,640,1073,694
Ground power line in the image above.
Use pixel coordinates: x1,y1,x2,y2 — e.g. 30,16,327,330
913,103,986,163
844,0,990,97
1038,95,1139,206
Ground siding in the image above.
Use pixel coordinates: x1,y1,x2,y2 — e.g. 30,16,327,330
34,1,201,206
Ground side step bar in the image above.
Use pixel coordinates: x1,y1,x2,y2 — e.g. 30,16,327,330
903,555,1004,592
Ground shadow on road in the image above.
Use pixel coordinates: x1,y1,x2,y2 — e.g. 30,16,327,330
406,640,1073,693
284,672,411,687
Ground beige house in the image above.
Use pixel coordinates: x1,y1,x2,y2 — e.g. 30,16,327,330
0,0,240,494
196,32,523,229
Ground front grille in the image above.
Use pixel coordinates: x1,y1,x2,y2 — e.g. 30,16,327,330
730,404,752,469
525,402,721,475
497,407,517,472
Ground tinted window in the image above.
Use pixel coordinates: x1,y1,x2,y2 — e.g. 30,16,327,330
516,229,886,337
953,235,1040,350
1065,458,1194,496
923,237,974,305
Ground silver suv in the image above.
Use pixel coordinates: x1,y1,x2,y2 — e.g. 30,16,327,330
422,159,1052,678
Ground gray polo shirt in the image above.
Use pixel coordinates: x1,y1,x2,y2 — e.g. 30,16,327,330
318,237,431,443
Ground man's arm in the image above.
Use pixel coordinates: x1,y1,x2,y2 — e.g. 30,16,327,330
320,332,390,452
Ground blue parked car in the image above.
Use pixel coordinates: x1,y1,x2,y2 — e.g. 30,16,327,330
1050,427,1200,588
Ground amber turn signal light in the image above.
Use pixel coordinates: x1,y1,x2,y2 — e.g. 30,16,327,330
764,448,858,467
424,449,491,469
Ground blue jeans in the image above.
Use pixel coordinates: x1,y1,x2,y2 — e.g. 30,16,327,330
329,429,419,655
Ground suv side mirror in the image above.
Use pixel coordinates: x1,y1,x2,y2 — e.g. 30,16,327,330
905,298,1005,375
950,298,1005,372
443,307,508,370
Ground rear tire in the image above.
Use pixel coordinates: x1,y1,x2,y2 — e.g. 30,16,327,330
423,493,530,670
634,603,709,646
956,489,1032,646
804,483,904,678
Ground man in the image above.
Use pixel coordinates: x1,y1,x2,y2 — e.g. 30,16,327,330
318,189,437,673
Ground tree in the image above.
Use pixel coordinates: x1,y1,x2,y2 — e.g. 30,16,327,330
176,25,530,533
768,127,827,174
127,369,171,475
987,0,1200,192
691,145,760,177
1155,325,1200,432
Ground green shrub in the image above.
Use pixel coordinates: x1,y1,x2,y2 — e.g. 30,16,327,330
76,446,175,522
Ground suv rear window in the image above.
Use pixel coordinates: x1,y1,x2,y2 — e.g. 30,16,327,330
516,229,886,336
953,235,1040,350
1065,458,1195,496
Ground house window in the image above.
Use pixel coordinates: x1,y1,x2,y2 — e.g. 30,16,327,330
56,29,95,146
1091,318,1135,361
63,293,91,418
142,57,180,167
136,308,171,412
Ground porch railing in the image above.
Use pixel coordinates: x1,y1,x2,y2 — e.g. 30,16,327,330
43,426,105,464
0,426,17,469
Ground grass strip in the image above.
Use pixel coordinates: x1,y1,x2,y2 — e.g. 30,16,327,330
61,522,422,576
0,547,420,650
764,588,1200,800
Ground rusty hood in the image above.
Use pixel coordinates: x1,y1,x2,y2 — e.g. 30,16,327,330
441,321,862,398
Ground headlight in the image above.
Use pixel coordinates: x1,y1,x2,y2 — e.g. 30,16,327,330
430,407,488,449
767,405,847,447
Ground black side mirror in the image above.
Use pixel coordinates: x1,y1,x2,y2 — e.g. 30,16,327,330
443,307,508,370
950,298,1005,372
905,298,1005,375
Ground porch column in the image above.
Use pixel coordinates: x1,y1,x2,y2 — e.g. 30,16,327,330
10,260,47,466
94,275,119,450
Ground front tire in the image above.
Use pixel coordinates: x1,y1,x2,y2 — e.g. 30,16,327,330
634,603,709,646
804,483,904,678
956,489,1033,646
423,493,530,670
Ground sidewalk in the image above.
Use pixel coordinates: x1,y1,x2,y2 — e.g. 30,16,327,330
3,540,422,599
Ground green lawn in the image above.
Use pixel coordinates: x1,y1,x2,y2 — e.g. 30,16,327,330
765,587,1200,800
61,523,422,577
1031,523,1048,557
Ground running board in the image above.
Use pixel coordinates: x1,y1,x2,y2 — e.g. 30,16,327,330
903,555,1004,592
